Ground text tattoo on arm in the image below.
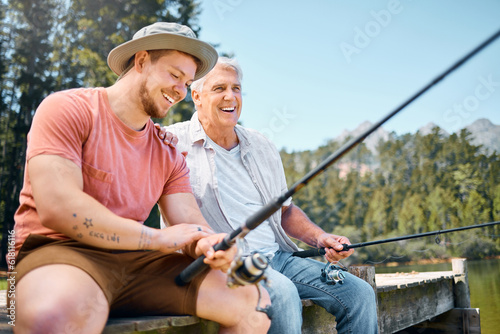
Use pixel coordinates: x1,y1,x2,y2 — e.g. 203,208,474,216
71,213,120,244
138,227,153,250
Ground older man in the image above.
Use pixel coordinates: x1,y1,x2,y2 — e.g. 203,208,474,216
161,57,379,334
12,24,270,334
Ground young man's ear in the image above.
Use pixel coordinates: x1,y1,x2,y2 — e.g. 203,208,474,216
134,51,149,73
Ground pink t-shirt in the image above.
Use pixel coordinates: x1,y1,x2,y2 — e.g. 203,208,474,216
14,87,192,252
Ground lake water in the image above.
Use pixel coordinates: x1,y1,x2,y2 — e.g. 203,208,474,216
375,258,499,334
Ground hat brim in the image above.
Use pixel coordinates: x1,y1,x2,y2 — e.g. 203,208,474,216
107,33,218,80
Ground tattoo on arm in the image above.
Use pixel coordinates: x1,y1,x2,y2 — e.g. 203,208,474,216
107,233,120,244
72,213,83,239
138,227,153,250
86,229,121,243
72,214,120,244
83,218,93,228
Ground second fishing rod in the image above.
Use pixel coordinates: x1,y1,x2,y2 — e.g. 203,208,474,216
292,221,500,258
175,27,500,286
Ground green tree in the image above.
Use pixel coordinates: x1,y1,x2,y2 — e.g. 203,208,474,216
492,185,500,221
452,163,483,203
0,0,59,265
461,190,490,226
398,193,426,235
426,186,452,231
491,185,500,250
363,188,390,237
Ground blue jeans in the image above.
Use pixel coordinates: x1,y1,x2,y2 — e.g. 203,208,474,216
261,251,378,334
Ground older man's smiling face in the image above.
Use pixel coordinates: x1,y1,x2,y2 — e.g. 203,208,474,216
193,64,242,131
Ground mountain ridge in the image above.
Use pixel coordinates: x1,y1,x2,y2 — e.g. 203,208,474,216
333,118,499,154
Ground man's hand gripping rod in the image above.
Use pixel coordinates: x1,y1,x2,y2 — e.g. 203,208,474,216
176,199,284,285
175,27,500,286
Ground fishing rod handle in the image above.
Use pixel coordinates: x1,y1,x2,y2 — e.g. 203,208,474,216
292,244,351,258
177,197,286,286
292,248,325,258
176,235,234,286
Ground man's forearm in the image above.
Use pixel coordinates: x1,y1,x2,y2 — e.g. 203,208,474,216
281,203,325,247
42,190,160,251
281,203,354,262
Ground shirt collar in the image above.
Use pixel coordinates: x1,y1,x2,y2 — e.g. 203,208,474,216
189,111,252,151
189,111,208,145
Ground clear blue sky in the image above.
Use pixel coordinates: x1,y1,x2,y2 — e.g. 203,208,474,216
195,0,500,152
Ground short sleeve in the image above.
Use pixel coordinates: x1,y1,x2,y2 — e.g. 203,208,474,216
162,151,193,196
27,90,92,167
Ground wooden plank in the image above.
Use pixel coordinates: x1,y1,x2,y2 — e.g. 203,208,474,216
400,308,480,334
103,315,206,334
301,302,337,334
376,275,456,333
349,265,380,333
104,315,220,334
376,271,458,288
452,258,471,308
103,300,329,334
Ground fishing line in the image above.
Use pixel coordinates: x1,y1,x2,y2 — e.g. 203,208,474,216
364,255,407,266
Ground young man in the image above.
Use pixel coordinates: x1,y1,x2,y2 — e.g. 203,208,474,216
12,23,270,334
161,57,379,334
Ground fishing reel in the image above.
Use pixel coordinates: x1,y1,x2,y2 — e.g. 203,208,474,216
226,238,272,318
320,262,347,285
227,239,269,287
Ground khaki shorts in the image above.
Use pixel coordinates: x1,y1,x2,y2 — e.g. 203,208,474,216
14,234,209,317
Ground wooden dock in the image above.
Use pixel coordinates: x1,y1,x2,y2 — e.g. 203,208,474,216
0,258,480,333
375,258,480,333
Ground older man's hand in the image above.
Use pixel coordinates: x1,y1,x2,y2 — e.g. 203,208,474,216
317,233,354,263
154,123,178,148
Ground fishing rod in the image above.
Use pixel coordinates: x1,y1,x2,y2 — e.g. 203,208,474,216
175,28,500,286
293,221,500,258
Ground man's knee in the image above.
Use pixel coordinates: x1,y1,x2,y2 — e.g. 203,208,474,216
263,269,302,307
225,284,271,332
198,270,271,332
15,265,109,333
15,291,108,333
356,277,377,302
261,271,302,334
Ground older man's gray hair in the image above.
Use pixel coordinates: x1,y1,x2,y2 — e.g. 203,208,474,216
190,56,243,93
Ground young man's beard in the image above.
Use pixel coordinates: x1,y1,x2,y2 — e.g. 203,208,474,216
139,79,165,119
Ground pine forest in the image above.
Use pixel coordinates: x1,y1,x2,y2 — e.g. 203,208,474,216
281,128,499,265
